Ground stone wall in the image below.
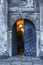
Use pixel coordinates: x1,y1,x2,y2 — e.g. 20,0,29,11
0,0,8,57
0,0,41,58
0,0,43,65
8,0,40,57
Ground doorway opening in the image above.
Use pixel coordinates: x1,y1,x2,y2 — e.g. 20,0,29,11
12,19,36,56
16,19,24,55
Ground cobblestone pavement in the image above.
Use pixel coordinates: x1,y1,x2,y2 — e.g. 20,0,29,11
0,56,43,65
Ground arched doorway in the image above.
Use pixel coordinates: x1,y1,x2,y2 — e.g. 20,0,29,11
12,19,36,56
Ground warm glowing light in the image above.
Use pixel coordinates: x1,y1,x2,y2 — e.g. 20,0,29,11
16,19,24,32
19,25,22,28
21,28,24,32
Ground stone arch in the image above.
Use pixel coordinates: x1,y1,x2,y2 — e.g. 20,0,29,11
11,15,36,30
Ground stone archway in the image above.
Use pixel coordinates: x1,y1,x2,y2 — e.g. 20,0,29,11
12,19,36,56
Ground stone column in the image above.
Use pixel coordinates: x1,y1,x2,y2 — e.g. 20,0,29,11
8,31,12,57
0,0,8,57
40,0,43,57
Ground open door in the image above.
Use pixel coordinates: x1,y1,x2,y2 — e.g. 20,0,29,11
24,19,36,56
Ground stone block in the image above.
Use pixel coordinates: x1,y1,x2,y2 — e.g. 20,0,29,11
12,61,21,65
22,61,32,65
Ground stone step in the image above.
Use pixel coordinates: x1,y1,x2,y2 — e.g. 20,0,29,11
0,57,42,65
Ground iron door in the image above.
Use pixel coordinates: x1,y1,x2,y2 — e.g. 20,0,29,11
24,20,36,56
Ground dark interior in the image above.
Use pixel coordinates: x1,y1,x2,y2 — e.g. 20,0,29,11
17,31,24,55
